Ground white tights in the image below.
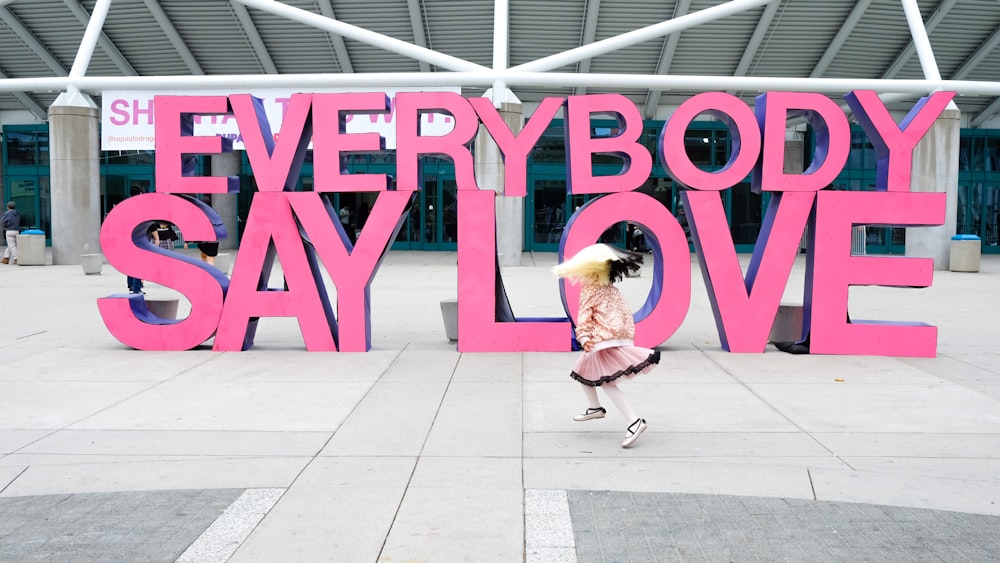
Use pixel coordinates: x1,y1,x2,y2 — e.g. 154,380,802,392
580,382,637,423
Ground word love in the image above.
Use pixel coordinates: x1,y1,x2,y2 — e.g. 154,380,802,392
98,89,955,357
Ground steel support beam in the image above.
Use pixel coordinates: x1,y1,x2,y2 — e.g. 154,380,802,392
231,1,278,74
883,0,955,80
733,0,779,78
811,0,872,78
142,0,203,75
643,0,689,118
317,0,353,73
574,0,601,96
63,0,135,77
512,0,778,73
405,0,431,72
0,68,46,119
0,6,68,75
232,0,485,72
972,97,1000,128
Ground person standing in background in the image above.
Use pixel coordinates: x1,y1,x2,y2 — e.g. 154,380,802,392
126,186,145,293
1,201,20,265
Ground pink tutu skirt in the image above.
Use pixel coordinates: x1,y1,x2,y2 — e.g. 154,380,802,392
571,344,660,387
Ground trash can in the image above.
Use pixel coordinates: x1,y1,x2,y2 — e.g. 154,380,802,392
15,229,46,266
949,234,981,272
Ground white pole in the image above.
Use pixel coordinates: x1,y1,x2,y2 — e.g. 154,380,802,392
511,0,778,73
4,72,1000,96
900,0,943,82
231,0,488,73
66,0,114,95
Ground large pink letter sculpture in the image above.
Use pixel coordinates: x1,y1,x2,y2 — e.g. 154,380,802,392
100,89,954,357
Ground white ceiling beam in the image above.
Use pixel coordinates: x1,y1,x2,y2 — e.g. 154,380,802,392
0,6,68,75
811,0,872,77
512,0,778,73
0,68,47,119
233,0,485,72
63,0,136,76
10,71,1000,97
231,2,278,74
316,0,353,73
972,97,1000,128
574,0,601,96
643,0,690,118
142,0,202,75
405,0,430,72
882,0,956,80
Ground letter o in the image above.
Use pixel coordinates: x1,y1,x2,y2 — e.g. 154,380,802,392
559,192,691,348
659,92,761,191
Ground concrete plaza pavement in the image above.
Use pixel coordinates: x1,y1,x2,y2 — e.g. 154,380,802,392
0,248,999,562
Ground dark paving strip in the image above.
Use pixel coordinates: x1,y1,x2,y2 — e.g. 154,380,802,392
567,490,1000,563
0,489,245,563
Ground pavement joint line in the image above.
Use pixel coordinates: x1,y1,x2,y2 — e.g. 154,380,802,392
175,487,285,563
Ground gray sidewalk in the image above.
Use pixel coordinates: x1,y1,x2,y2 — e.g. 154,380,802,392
0,249,998,562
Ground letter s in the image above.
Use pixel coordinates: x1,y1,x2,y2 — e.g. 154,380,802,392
98,193,229,350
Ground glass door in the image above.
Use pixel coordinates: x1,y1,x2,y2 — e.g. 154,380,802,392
102,174,152,220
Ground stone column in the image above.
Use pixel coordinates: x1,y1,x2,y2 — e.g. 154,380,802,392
907,105,960,270
211,151,242,250
49,100,100,265
475,101,523,267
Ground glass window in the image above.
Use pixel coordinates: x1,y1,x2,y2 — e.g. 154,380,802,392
6,131,36,165
105,150,154,165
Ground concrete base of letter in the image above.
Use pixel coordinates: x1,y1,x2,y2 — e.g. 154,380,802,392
146,298,180,320
769,304,805,344
440,299,458,342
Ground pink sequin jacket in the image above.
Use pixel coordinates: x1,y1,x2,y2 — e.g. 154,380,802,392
575,284,635,347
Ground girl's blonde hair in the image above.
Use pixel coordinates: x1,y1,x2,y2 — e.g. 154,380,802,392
552,243,643,286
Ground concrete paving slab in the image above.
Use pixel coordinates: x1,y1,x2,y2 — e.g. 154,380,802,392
0,430,48,453
810,467,1000,516
0,349,215,383
319,379,450,456
229,457,415,562
840,457,1000,482
524,458,816,500
377,347,461,382
525,431,836,458
380,487,525,562
524,382,800,433
709,351,951,385
748,382,1000,433
0,457,309,496
812,432,1000,457
0,381,157,430
422,381,522,457
18,430,330,457
409,456,522,489
69,379,375,432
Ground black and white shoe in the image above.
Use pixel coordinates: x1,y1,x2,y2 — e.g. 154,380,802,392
622,418,647,448
573,407,606,421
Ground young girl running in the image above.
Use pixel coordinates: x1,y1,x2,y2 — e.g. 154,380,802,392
553,243,661,448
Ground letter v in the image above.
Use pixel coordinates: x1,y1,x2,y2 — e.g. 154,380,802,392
231,93,313,192
682,191,815,352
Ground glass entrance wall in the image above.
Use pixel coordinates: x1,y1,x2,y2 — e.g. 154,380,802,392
524,119,760,253
958,130,1000,253
5,121,1000,254
833,127,907,255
